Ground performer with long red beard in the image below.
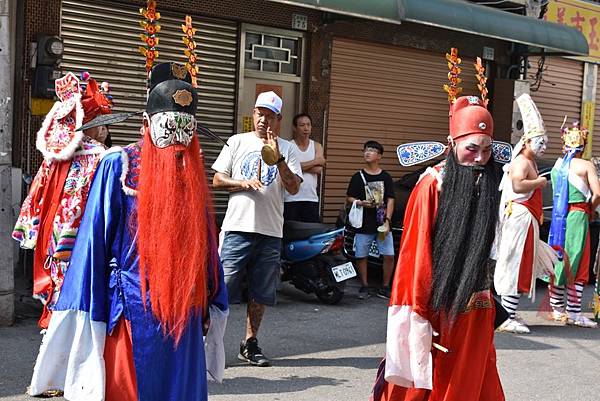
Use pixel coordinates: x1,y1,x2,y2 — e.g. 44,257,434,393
371,50,505,401
27,62,228,401
13,72,113,328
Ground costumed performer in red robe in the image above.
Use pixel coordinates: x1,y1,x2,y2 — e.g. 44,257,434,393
12,72,113,328
371,49,505,401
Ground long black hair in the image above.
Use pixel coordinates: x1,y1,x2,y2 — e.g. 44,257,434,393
430,151,499,319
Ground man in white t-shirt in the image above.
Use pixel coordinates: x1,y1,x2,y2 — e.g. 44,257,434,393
212,91,302,367
284,113,326,222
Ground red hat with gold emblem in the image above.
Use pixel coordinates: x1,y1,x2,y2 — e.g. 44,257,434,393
449,96,493,140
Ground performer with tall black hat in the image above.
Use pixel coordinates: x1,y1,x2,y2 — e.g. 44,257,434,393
28,9,228,400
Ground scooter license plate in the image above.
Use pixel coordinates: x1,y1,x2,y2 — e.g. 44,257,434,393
331,262,357,283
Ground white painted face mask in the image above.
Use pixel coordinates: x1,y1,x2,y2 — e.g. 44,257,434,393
149,111,196,148
530,135,548,157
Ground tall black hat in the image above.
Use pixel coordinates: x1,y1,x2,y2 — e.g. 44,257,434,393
147,62,197,115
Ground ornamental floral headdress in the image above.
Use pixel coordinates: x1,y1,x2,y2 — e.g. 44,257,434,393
397,48,511,167
182,16,200,88
139,0,161,79
79,3,225,147
561,121,587,152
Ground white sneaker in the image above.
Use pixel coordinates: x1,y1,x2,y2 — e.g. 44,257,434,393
566,313,598,328
514,314,528,325
550,309,567,323
497,318,531,334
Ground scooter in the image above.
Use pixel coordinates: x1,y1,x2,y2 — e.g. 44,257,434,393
281,220,356,304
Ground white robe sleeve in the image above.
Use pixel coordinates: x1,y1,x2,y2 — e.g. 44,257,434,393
384,305,433,390
204,305,229,383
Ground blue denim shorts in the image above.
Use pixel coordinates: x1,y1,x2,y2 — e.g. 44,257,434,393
354,232,395,258
220,231,281,306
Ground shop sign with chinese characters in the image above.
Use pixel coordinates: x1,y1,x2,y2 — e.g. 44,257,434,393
544,0,600,62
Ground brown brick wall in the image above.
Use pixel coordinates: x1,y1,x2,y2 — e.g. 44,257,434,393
15,0,61,174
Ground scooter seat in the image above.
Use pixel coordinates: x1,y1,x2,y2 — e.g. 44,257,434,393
283,220,336,242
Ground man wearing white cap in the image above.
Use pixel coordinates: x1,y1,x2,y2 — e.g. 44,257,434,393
494,94,557,334
212,91,302,366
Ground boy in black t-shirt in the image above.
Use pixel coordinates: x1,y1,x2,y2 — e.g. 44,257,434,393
346,141,395,299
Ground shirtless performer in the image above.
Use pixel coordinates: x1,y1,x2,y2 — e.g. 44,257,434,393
494,94,557,334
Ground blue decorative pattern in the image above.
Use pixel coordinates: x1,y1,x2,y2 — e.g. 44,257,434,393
491,141,512,164
123,142,142,193
396,142,446,167
240,150,278,186
396,140,512,167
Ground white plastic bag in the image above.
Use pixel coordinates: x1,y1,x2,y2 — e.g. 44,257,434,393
348,200,363,228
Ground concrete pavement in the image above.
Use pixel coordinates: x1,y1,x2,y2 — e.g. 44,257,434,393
1,281,599,401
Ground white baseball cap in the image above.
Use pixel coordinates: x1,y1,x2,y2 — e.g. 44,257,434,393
254,91,282,115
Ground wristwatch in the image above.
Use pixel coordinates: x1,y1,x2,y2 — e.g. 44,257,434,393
276,155,286,164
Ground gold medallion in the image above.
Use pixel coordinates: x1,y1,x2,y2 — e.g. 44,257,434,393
172,89,193,107
171,63,188,80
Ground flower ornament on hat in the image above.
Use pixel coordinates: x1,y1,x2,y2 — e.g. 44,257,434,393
75,13,226,149
447,52,493,141
139,0,161,78
182,15,200,88
255,91,282,115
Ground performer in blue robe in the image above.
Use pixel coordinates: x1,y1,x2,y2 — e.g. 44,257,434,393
28,62,228,401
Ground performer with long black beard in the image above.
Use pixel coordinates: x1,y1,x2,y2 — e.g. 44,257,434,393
371,50,505,401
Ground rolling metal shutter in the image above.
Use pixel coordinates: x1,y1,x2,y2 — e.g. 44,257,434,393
323,38,478,223
529,57,584,159
60,0,238,217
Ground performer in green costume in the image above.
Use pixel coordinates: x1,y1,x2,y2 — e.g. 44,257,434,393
547,123,600,328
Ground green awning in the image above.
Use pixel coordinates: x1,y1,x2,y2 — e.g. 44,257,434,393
269,0,589,56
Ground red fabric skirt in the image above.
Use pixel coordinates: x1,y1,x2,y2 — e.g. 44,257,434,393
104,318,138,401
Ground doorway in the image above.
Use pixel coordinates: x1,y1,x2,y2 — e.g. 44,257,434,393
237,24,306,139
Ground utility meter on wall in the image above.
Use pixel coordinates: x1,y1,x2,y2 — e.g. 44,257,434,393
33,34,64,98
